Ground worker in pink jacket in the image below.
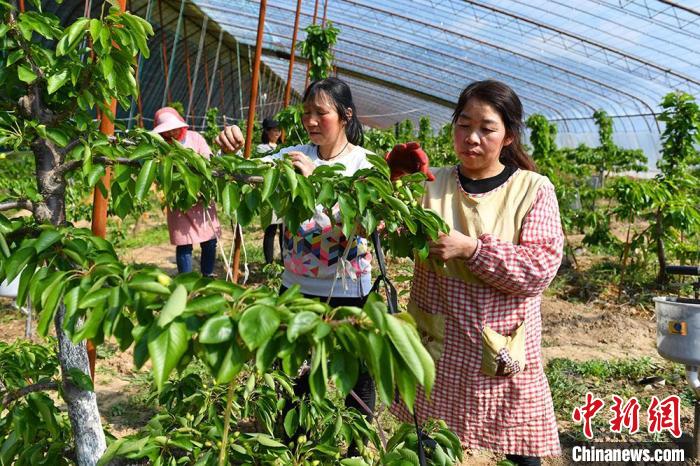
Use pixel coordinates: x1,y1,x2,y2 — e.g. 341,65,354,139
152,107,221,276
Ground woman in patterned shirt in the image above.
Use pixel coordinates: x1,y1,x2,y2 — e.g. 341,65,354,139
215,78,376,441
389,80,564,466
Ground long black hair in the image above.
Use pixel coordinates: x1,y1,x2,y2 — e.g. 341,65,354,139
302,77,364,146
451,80,536,172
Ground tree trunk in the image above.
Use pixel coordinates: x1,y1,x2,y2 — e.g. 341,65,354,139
33,138,66,225
55,306,106,466
33,134,106,464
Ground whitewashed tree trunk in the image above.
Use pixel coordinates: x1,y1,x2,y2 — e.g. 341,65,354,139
55,304,106,464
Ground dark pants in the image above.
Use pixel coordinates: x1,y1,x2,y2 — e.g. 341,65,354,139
279,286,376,421
505,454,541,466
175,238,217,276
263,224,283,264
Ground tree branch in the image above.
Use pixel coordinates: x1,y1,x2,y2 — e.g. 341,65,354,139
2,380,59,408
54,158,264,184
0,199,33,212
53,157,143,178
61,139,82,156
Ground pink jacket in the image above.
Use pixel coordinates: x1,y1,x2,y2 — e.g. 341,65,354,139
166,131,222,246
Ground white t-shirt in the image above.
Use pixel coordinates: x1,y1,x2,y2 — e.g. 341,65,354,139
268,144,374,298
256,142,278,154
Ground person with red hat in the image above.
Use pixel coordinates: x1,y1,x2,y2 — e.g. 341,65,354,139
152,107,221,276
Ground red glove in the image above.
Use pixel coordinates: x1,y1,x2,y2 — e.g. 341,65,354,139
385,142,435,181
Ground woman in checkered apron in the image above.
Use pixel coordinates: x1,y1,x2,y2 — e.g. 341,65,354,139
389,81,564,466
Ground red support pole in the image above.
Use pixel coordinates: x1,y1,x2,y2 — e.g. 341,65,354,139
156,0,172,103
18,0,24,12
232,0,267,283
135,60,144,127
89,0,127,381
219,68,225,111
321,0,328,26
203,49,211,113
303,0,320,90
183,19,194,123
284,0,302,108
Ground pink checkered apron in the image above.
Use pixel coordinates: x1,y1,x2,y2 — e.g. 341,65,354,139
391,183,563,458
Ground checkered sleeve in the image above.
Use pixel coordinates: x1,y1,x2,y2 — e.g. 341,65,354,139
465,182,564,297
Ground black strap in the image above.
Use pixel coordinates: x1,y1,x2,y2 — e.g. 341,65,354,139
369,230,427,466
369,230,399,314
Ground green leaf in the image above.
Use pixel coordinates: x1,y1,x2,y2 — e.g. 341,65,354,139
129,280,171,295
260,167,280,201
283,408,298,438
157,284,188,327
46,128,70,147
367,333,394,406
37,280,64,336
134,159,156,201
87,165,106,187
4,247,36,283
17,65,37,83
147,320,189,391
33,229,63,254
71,304,107,343
395,360,417,413
330,351,358,397
185,294,227,314
88,18,101,42
363,293,387,333
238,304,280,350
403,320,435,396
6,49,24,66
282,161,298,197
340,459,370,466
78,287,111,309
386,314,424,386
286,311,320,342
215,341,246,384
47,69,70,94
255,336,282,374
67,367,94,391
198,315,233,344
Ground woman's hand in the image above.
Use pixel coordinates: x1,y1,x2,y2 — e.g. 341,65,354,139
214,125,245,153
428,230,478,261
286,151,316,177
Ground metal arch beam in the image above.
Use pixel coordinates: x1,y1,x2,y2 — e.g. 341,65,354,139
334,0,661,131
587,0,700,39
331,46,577,125
510,0,698,57
658,0,700,17
233,12,592,115
451,0,700,86
254,3,606,116
145,6,294,119
223,21,575,125
231,40,453,107
328,0,663,115
210,5,602,124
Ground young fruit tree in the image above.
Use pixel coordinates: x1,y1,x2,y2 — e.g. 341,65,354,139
0,2,461,465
